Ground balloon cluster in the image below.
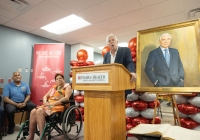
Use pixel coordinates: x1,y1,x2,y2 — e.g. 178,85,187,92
175,93,200,129
70,49,94,68
128,37,137,64
74,90,84,121
125,91,161,137
69,49,95,121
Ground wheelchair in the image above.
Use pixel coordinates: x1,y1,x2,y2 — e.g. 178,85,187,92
16,100,83,140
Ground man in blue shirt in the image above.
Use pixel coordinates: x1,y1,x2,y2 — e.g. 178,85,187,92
3,72,36,134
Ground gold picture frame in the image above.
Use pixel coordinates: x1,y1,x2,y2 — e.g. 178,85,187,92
136,19,200,93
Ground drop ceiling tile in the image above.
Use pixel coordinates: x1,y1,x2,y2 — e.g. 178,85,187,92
182,0,200,11
129,20,156,33
144,0,184,20
30,28,57,38
49,0,105,13
99,0,142,17
15,14,52,27
76,37,100,45
118,34,137,43
111,26,134,37
70,25,105,37
152,13,187,28
5,20,37,32
90,32,111,42
49,34,75,43
0,16,11,24
138,0,167,7
76,5,113,24
0,7,19,18
94,18,126,31
116,9,150,26
24,1,72,22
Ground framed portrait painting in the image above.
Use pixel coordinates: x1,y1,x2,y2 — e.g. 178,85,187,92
136,19,200,93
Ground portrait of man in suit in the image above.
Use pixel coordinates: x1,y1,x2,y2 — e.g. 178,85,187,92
145,33,184,87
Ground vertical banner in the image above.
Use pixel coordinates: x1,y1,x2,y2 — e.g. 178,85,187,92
31,43,65,105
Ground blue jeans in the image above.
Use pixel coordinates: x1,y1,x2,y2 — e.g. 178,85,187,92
0,106,5,127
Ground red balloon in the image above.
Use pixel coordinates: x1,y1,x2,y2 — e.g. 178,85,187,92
74,95,84,103
148,100,160,108
126,100,133,108
181,93,198,97
149,117,161,124
102,46,110,57
75,107,84,120
132,101,148,111
132,117,149,126
128,37,137,49
131,51,136,58
69,72,72,77
86,61,94,65
77,60,87,66
132,57,136,63
126,123,134,131
78,107,84,115
77,49,88,61
177,104,200,114
70,60,78,66
126,116,133,123
129,46,136,52
180,118,199,129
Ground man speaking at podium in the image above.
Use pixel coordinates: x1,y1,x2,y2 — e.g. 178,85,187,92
103,34,137,99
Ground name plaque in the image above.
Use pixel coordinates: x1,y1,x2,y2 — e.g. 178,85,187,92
76,72,109,84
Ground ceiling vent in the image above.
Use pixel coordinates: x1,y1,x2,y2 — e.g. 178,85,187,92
0,0,30,13
187,8,200,20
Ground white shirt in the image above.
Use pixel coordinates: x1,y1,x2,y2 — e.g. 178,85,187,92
160,46,170,58
110,47,118,63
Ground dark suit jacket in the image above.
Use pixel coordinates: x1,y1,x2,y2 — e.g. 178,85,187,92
145,47,184,87
103,47,135,72
103,47,136,97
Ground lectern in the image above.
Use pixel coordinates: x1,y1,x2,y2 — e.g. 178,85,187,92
72,63,135,140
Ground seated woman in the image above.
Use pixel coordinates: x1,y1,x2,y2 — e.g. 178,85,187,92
27,73,72,140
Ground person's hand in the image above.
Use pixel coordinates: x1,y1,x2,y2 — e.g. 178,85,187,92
16,103,23,108
21,102,27,108
130,72,137,82
44,102,55,106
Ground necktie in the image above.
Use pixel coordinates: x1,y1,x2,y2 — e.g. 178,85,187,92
164,49,170,67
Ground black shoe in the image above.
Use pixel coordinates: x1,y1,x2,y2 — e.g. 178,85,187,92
7,126,14,134
0,136,2,140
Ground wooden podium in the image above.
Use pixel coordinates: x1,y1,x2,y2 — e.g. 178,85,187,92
72,63,135,140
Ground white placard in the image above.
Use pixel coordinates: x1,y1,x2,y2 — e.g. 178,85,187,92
76,72,109,84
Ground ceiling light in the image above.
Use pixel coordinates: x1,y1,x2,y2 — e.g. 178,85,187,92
41,14,91,35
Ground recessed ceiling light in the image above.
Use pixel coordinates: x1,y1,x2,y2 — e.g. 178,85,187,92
41,14,91,35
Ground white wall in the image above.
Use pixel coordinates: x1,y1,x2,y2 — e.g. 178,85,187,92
71,44,94,61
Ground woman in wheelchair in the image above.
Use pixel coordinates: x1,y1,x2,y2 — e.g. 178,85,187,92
27,73,72,140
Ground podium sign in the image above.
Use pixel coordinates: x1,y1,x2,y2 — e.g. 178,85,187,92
72,63,135,140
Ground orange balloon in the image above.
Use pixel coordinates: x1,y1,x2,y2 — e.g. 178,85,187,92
102,46,110,57
128,37,137,51
77,49,88,61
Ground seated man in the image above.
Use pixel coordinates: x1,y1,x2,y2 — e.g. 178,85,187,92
0,95,5,140
2,72,36,134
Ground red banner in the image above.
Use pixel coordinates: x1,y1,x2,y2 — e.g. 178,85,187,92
31,43,65,105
